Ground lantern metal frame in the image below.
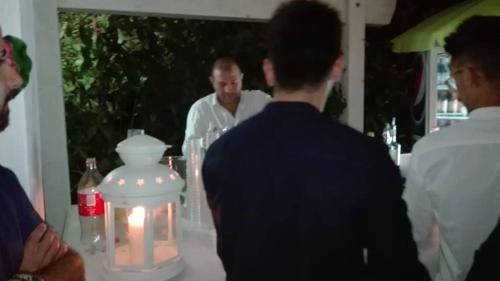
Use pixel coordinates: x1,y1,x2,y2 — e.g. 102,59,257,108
99,135,185,281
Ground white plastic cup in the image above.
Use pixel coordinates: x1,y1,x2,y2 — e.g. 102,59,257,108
185,138,214,230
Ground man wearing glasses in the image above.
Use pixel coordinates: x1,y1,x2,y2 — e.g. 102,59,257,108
404,16,500,281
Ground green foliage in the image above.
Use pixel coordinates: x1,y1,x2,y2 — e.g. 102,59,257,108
59,12,347,202
59,13,270,201
364,29,417,152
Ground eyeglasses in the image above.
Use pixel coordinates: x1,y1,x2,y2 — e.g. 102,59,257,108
447,67,465,92
451,68,465,77
446,77,457,92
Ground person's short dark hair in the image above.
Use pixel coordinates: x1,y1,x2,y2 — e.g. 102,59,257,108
212,57,241,74
266,0,342,91
445,16,500,81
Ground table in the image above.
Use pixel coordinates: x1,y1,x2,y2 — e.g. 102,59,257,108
62,206,225,281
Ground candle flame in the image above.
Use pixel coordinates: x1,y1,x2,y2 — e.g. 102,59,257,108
155,176,164,184
137,178,145,187
128,206,145,227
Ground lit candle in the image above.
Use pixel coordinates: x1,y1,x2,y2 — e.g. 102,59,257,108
167,203,174,241
128,206,145,265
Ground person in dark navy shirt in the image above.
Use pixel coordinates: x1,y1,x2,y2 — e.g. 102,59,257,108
0,26,84,281
0,165,43,280
202,1,430,281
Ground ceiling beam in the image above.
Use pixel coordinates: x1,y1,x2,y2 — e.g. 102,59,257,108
57,0,396,25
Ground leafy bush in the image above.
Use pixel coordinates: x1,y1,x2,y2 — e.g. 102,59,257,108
60,13,269,200
60,12,347,202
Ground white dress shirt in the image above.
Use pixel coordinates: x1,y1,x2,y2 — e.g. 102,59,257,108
404,107,500,281
182,90,271,155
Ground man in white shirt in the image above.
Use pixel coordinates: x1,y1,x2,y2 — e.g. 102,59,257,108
182,57,271,155
404,16,500,281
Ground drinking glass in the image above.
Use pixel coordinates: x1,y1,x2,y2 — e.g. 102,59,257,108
127,129,145,138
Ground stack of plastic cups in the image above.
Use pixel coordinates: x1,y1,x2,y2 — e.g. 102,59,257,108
185,138,214,230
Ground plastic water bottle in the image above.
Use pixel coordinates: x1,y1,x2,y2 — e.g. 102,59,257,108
77,157,105,254
388,118,401,165
382,119,401,166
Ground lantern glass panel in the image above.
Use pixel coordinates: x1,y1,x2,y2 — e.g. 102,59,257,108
153,202,178,265
113,206,147,267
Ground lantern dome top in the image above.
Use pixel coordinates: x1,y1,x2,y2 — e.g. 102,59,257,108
116,134,171,166
99,135,184,202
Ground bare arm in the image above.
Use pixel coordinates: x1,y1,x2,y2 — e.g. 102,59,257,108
19,223,85,281
35,248,85,281
403,154,434,244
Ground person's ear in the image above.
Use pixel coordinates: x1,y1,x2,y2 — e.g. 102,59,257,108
209,75,215,85
262,58,275,87
330,55,345,82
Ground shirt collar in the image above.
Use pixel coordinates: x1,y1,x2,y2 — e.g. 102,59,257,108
210,93,218,106
468,106,500,120
263,101,320,114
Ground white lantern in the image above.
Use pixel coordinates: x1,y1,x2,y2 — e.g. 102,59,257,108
98,135,185,281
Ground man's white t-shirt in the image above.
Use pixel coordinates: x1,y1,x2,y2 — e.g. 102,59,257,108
404,107,500,281
182,90,271,155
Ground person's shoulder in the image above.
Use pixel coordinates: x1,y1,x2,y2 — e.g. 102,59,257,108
240,90,271,111
0,164,17,181
242,89,272,100
304,117,389,164
412,121,470,156
325,120,380,146
190,93,216,109
207,112,264,153
187,93,217,117
0,164,25,195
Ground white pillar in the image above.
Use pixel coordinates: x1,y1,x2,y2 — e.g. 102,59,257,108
0,0,71,234
0,0,46,219
31,0,72,234
341,0,366,132
426,48,441,134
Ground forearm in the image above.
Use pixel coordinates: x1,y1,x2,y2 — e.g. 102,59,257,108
403,170,434,243
35,249,85,281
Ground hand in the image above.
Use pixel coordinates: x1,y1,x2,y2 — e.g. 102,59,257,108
19,223,69,273
36,249,85,281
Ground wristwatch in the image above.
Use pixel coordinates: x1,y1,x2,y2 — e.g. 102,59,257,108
10,274,45,281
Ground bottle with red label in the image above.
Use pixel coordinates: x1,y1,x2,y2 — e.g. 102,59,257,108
77,157,105,254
